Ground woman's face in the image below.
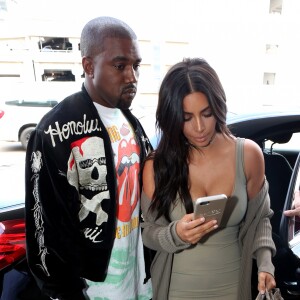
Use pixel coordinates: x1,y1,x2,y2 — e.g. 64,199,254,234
182,92,217,148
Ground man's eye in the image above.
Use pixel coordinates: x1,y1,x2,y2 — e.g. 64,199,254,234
133,64,140,71
114,64,125,70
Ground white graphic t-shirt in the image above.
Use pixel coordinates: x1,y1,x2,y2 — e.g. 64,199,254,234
84,103,152,300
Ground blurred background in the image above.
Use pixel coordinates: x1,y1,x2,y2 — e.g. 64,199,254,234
0,0,300,113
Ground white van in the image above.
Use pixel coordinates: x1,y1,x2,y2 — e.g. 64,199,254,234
0,99,58,150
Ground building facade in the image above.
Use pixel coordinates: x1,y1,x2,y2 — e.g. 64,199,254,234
0,0,299,110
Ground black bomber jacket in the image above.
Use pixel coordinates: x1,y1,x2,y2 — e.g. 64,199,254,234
25,85,153,299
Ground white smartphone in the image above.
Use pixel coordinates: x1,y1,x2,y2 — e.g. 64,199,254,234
193,194,228,225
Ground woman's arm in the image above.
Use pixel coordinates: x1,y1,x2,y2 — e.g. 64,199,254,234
141,159,219,252
141,159,191,252
243,139,276,293
141,193,191,253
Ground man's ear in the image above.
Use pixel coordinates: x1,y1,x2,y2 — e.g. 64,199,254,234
82,56,94,78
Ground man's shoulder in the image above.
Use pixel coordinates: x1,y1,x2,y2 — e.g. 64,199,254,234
37,91,91,127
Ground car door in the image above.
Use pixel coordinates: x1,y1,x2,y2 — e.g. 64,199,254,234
275,152,300,297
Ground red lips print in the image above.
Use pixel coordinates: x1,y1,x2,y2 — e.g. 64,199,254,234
116,137,140,222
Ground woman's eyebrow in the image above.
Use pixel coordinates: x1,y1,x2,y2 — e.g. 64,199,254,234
183,106,210,114
201,106,211,113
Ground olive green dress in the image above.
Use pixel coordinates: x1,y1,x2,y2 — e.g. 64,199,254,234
168,138,248,300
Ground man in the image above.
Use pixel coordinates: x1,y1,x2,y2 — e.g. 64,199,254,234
25,16,153,300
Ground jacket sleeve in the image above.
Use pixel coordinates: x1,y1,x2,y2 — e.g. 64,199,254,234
25,129,86,300
237,179,276,299
240,179,276,275
141,191,190,253
251,185,276,276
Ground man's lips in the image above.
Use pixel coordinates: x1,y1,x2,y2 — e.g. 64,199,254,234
123,87,136,96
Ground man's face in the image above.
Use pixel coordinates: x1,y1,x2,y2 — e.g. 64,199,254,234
88,37,142,109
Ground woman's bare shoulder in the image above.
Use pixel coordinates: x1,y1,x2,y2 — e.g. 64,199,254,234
142,159,155,199
243,138,265,199
243,138,264,161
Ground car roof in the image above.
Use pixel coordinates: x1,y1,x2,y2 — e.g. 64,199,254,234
227,108,300,143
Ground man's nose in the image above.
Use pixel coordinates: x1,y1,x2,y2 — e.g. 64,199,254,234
124,66,138,83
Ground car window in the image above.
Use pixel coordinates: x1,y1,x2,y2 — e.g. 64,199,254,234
282,153,300,252
5,99,58,107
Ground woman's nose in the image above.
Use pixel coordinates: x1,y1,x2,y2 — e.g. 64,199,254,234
193,117,204,132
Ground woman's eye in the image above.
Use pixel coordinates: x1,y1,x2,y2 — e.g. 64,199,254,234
183,115,192,122
203,112,213,118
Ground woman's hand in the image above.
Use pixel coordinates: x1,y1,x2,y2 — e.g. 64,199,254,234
176,213,218,244
257,272,276,294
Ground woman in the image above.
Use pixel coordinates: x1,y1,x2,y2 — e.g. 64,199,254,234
141,58,276,299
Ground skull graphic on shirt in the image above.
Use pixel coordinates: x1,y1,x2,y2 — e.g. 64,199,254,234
67,136,109,227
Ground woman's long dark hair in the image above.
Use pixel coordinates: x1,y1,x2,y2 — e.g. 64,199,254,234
148,58,232,221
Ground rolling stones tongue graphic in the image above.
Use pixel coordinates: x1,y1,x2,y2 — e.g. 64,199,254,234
116,137,140,222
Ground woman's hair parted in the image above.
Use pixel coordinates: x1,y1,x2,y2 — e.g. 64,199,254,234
148,57,232,221
80,16,137,58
